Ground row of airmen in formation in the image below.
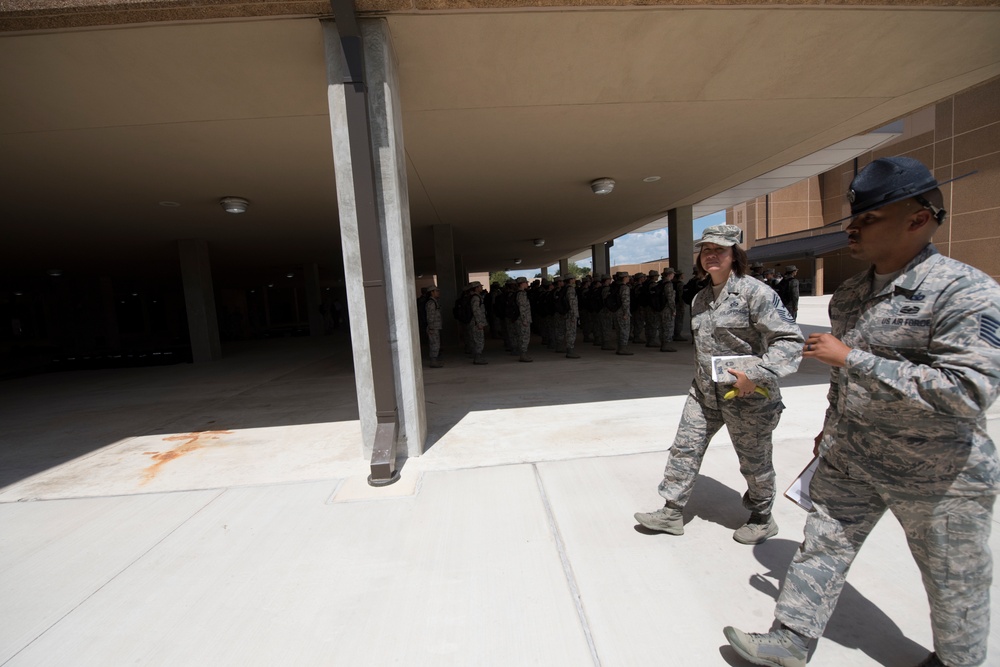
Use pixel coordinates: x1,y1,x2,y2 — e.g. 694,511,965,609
417,269,703,367
416,262,799,368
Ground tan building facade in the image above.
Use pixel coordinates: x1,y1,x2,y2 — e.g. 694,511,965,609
729,75,1000,295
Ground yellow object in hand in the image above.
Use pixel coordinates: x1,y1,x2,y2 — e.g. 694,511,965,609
724,386,770,400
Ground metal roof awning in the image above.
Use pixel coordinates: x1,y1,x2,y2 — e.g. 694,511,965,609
746,229,849,263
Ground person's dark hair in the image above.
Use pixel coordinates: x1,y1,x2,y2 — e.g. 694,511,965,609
695,244,748,277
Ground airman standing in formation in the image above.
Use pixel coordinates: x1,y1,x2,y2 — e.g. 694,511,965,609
467,281,488,365
631,272,647,344
613,271,633,355
642,270,660,347
562,275,580,359
425,285,443,368
514,276,533,362
657,267,678,352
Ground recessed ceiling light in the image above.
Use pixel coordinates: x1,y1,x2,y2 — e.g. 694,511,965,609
643,176,661,183
286,272,294,278
47,269,62,277
159,201,181,207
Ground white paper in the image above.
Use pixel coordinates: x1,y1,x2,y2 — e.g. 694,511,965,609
784,456,819,511
710,355,757,383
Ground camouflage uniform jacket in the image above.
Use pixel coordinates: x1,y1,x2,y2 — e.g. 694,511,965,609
516,290,532,324
690,272,803,410
425,297,442,330
565,283,579,320
820,243,1000,496
471,292,487,327
618,283,630,317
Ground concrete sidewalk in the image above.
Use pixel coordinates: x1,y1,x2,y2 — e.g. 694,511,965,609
2,297,999,666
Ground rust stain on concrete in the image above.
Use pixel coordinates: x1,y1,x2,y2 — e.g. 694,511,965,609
141,430,233,484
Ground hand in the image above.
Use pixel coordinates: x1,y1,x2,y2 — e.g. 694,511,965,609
727,369,758,398
803,333,850,368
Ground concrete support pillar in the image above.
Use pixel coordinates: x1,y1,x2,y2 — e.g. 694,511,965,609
325,18,426,459
559,258,569,277
667,206,695,331
99,276,120,350
540,266,548,278
455,254,467,288
178,239,221,363
433,223,459,346
814,257,825,296
592,243,610,277
304,263,325,337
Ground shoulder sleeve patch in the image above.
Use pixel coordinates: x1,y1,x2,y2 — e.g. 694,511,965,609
981,314,1000,348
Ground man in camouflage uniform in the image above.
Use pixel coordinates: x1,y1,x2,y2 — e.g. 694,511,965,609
425,285,443,368
780,265,800,320
562,274,581,359
598,274,615,351
551,275,567,353
658,267,678,353
514,276,533,362
468,281,488,365
644,270,661,347
725,157,1000,667
613,271,633,355
632,272,647,344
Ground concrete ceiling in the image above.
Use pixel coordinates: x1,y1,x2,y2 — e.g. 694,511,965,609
2,5,1000,285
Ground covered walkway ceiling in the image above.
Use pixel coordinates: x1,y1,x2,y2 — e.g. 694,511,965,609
2,2,999,283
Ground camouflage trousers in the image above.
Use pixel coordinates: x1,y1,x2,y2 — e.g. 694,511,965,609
659,307,676,344
428,329,441,359
515,318,531,353
658,390,781,513
632,309,645,342
467,324,484,354
644,307,660,345
599,311,614,348
564,313,577,350
776,457,996,666
615,313,631,348
552,313,566,349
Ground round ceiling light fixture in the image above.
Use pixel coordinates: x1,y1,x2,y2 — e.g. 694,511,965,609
533,238,545,247
643,176,661,183
590,178,615,195
220,197,249,214
514,259,523,265
159,201,181,207
47,269,63,277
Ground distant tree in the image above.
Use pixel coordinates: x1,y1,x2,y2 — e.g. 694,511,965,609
489,270,511,286
565,261,589,278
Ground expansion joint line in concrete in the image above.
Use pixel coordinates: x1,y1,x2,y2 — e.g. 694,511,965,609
532,464,602,667
0,489,226,666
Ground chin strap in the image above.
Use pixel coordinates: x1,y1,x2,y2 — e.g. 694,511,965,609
915,194,947,223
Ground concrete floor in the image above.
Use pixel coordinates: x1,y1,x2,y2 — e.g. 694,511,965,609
2,297,999,666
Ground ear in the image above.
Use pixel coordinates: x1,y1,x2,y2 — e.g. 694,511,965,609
909,208,934,231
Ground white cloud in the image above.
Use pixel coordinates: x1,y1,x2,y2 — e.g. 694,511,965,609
609,211,727,265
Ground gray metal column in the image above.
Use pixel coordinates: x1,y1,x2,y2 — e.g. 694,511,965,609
325,7,426,482
177,239,221,363
592,243,610,277
559,258,569,276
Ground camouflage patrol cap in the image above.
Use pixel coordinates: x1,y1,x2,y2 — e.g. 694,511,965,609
615,271,630,279
420,286,431,294
663,267,676,276
697,224,743,248
516,276,528,284
785,265,798,273
561,274,576,282
468,280,482,289
647,269,659,277
428,284,440,292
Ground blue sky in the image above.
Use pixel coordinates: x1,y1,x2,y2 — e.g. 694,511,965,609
507,210,726,278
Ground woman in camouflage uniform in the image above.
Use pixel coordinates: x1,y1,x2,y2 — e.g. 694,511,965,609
634,224,803,545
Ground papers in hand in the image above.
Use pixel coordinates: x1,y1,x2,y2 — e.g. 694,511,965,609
784,456,819,511
710,355,757,384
